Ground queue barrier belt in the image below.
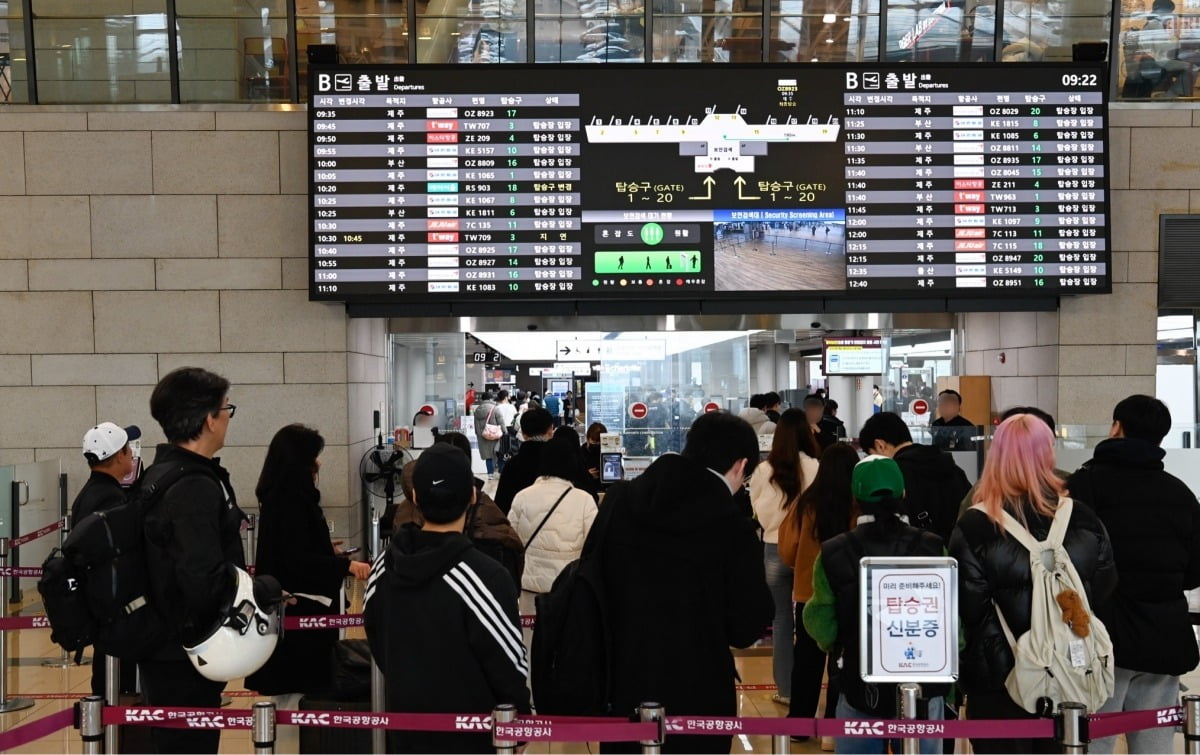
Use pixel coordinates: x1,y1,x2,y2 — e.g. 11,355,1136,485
8,519,64,548
92,706,1178,740
0,708,74,751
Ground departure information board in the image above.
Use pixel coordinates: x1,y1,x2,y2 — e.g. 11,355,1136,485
308,64,1109,304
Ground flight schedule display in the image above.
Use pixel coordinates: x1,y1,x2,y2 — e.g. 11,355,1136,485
308,64,1109,304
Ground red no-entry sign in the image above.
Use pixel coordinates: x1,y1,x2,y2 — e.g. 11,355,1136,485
703,401,721,414
629,402,649,420
911,399,929,416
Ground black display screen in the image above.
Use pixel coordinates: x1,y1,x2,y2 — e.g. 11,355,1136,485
308,63,1109,306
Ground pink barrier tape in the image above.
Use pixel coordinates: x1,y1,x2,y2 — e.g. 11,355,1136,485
668,715,812,737
104,707,255,730
521,615,535,628
816,717,1053,740
10,519,63,548
0,614,51,630
283,614,364,631
734,684,778,691
1089,707,1181,739
494,720,659,742
283,613,535,630
0,565,44,578
0,707,74,750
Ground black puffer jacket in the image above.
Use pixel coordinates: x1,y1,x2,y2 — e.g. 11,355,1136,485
1067,438,1200,675
894,443,972,543
949,499,1117,695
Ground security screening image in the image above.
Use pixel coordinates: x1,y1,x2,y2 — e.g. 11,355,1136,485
4,3,1200,752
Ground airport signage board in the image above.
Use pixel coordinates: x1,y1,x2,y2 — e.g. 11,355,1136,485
309,64,1109,305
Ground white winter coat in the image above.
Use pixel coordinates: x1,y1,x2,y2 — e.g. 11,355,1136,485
749,454,820,544
508,476,597,593
739,407,777,434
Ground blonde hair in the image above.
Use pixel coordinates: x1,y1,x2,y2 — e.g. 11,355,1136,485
975,413,1064,528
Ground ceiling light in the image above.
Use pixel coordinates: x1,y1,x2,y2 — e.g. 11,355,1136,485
822,12,836,22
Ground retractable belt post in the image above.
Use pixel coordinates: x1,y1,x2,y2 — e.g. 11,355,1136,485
899,682,921,755
639,702,666,755
1056,702,1088,755
1185,695,1200,755
772,731,792,754
370,513,385,755
253,700,277,755
492,703,517,755
0,537,33,714
246,513,258,568
78,695,103,755
104,655,119,755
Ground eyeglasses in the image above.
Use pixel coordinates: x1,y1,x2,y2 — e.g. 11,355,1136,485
220,404,237,419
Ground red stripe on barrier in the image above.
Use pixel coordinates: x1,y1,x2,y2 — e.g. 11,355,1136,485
0,615,51,630
10,519,64,548
104,707,255,730
0,566,44,578
0,708,74,750
1089,707,1180,739
734,684,778,691
817,717,1055,740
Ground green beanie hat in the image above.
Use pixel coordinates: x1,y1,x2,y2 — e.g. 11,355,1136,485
852,454,905,503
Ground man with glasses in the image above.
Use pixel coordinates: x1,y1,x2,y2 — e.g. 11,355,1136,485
139,367,270,753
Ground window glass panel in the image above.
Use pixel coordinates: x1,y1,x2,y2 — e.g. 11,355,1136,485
1117,0,1198,98
0,1,28,103
885,0,983,60
295,10,410,98
652,13,762,60
534,0,644,62
177,4,290,102
1000,0,1109,61
773,14,880,60
418,0,527,63
32,1,170,103
176,0,288,16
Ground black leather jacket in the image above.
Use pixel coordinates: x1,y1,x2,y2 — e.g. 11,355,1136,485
949,499,1116,695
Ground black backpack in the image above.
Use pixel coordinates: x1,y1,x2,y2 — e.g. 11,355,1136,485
37,464,211,663
530,497,613,715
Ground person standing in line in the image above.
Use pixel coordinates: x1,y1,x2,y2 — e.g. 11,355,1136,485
763,391,783,424
494,408,556,515
473,390,500,479
562,390,575,426
872,385,884,414
544,392,562,427
950,414,1116,754
804,394,841,451
858,412,971,543
749,408,821,709
596,412,773,754
778,442,860,749
247,424,371,751
803,455,948,754
581,421,607,496
1068,395,1200,755
140,367,283,754
508,435,598,594
492,390,518,474
739,393,777,434
464,382,477,415
365,444,532,753
74,421,142,698
930,389,978,451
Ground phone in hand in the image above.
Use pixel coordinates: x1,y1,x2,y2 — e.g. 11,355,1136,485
341,546,362,556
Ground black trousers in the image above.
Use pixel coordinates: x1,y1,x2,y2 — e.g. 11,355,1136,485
138,659,226,754
788,602,837,721
965,691,1059,754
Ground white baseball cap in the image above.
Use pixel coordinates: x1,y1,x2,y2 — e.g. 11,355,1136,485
82,422,142,463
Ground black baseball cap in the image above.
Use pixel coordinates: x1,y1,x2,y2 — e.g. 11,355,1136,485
412,443,474,509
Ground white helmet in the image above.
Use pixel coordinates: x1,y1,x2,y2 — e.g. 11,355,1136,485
183,567,280,682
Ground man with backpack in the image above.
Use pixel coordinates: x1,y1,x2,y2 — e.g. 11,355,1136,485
592,411,772,754
859,412,972,543
139,367,274,754
1068,395,1200,754
73,421,141,697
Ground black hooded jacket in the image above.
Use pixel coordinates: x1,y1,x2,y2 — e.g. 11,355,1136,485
949,500,1117,696
364,526,531,754
1067,438,1200,675
893,443,972,542
594,454,773,732
142,444,246,658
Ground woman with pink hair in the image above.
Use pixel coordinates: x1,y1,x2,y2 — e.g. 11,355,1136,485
950,413,1116,754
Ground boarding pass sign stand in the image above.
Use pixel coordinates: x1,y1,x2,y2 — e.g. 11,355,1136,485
859,557,959,755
